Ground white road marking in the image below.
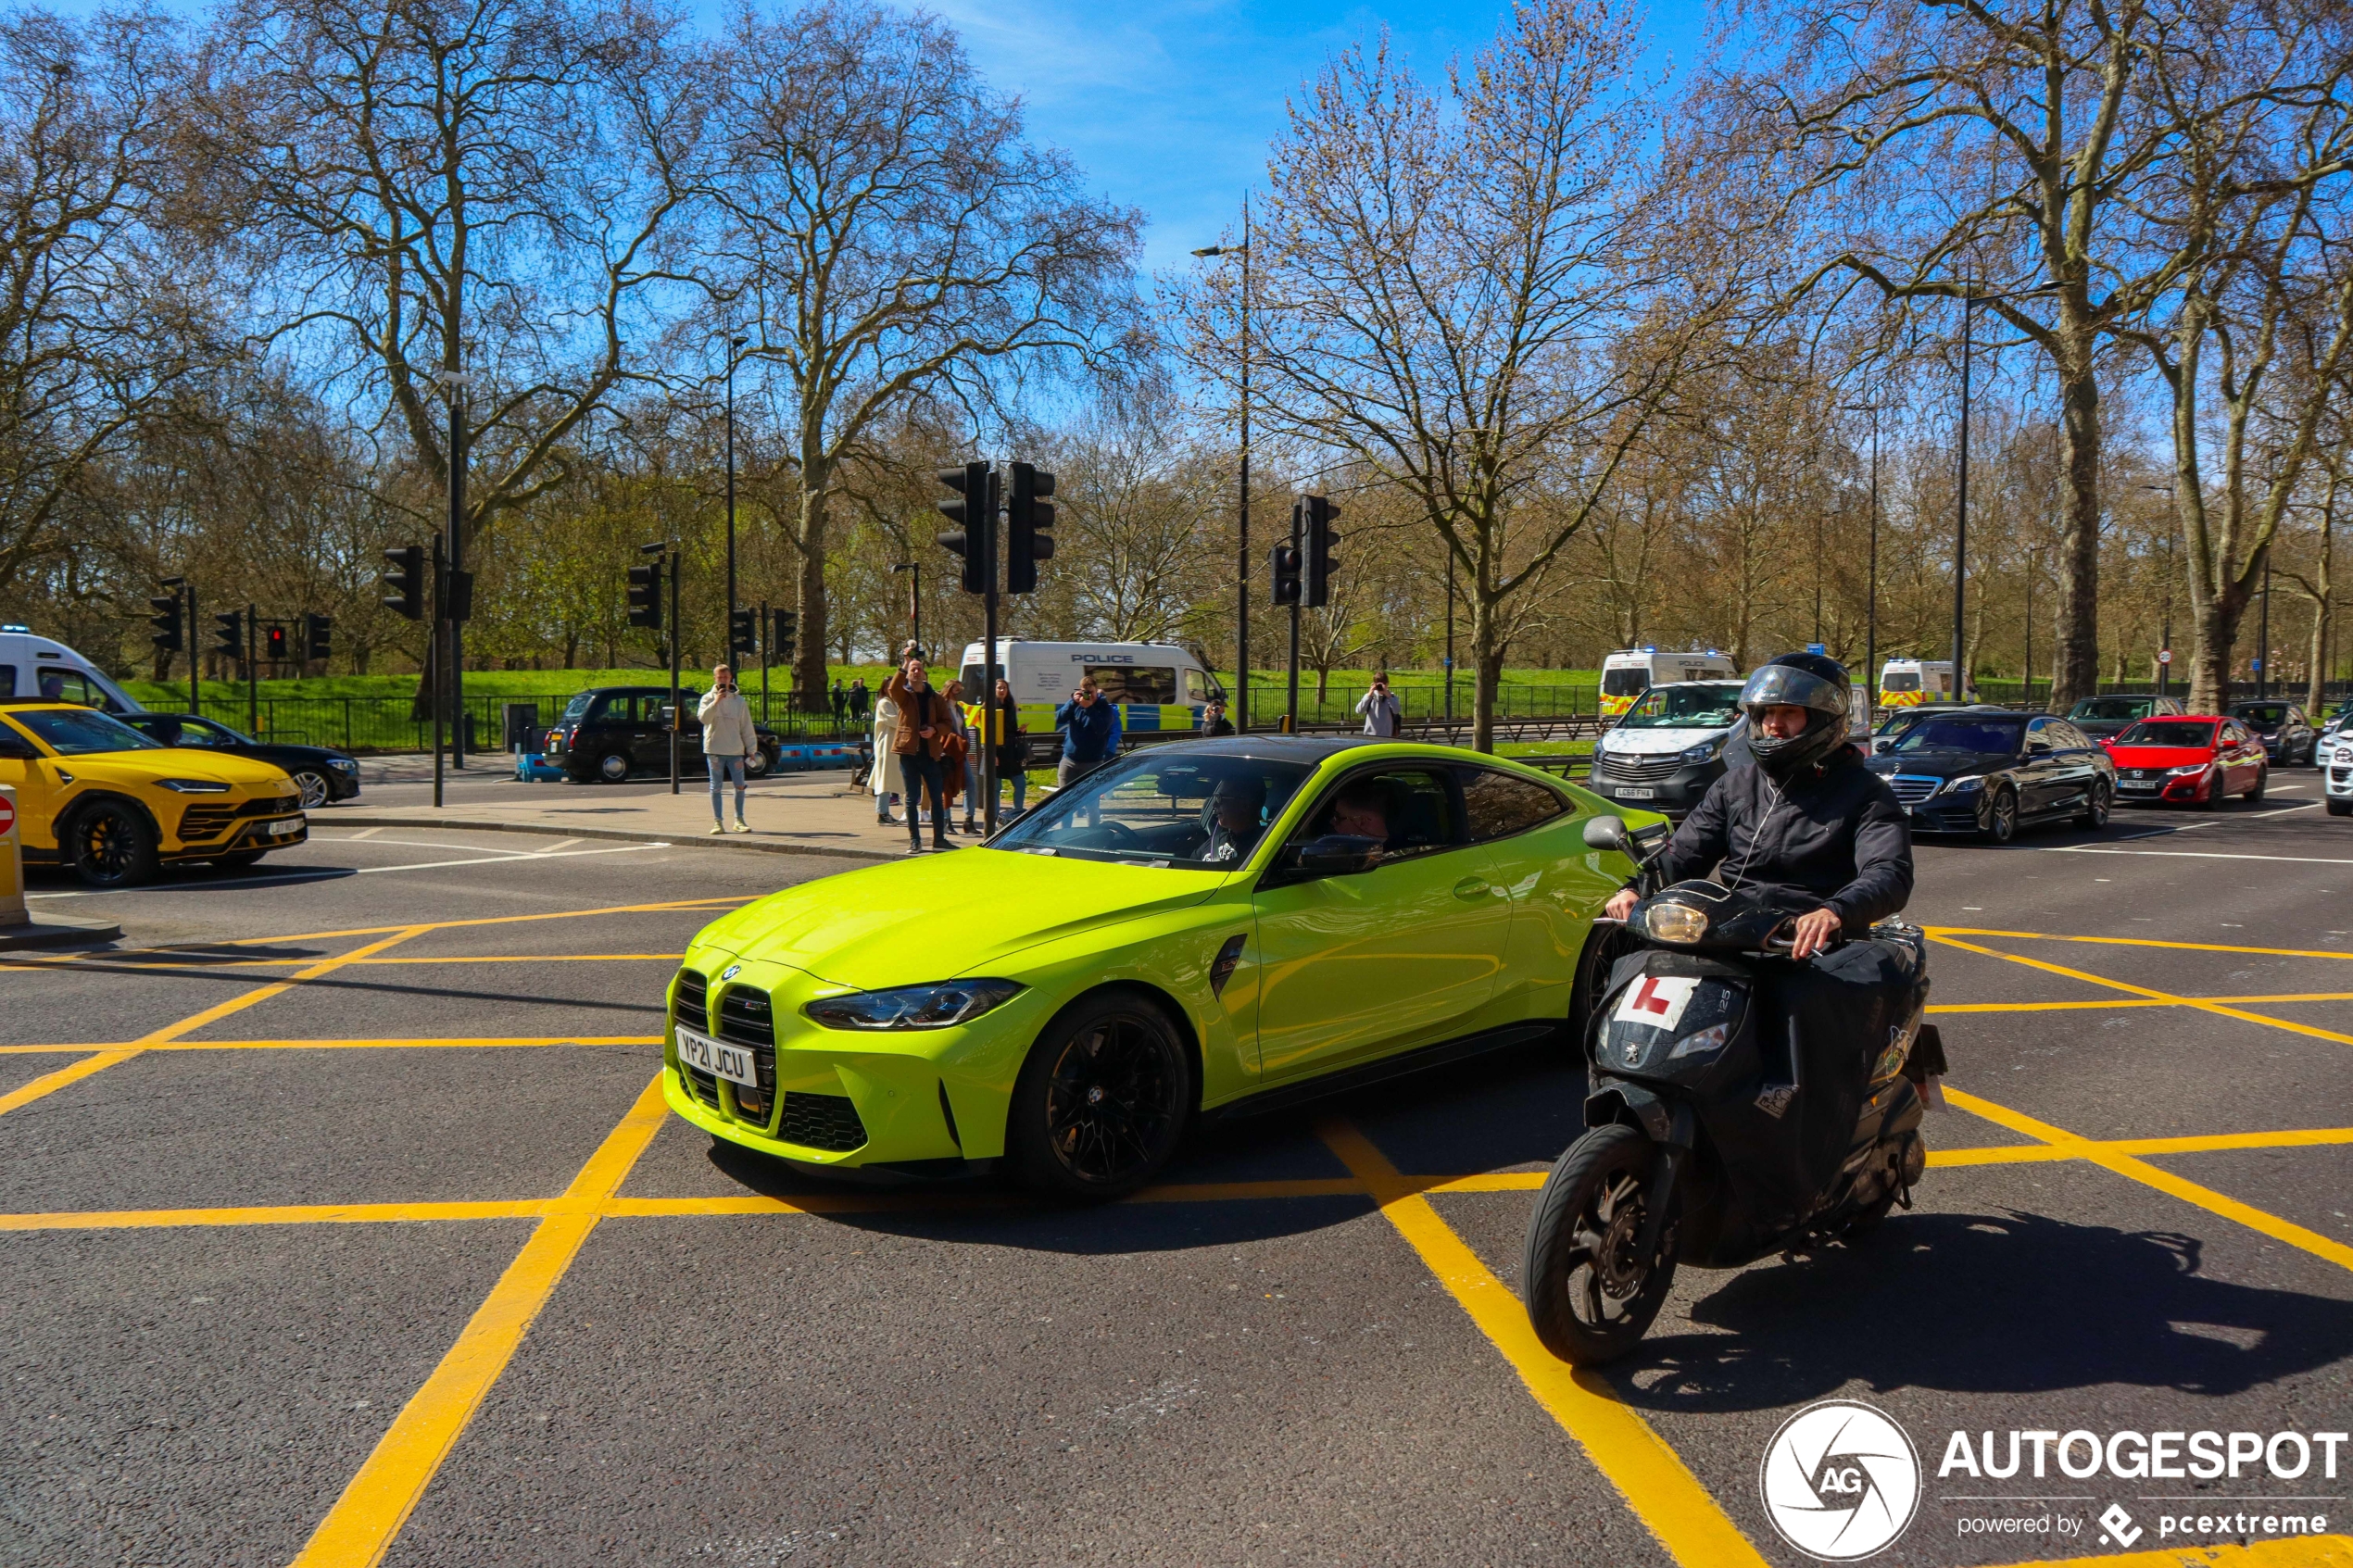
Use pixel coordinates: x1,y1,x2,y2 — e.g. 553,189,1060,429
535,838,582,853
348,826,384,840
2037,846,2353,866
26,842,670,897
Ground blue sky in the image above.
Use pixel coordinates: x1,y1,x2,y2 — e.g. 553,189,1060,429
925,0,1713,270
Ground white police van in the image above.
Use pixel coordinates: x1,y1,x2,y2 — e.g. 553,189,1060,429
958,639,1227,734
1587,679,1747,819
0,626,144,713
1599,647,1738,719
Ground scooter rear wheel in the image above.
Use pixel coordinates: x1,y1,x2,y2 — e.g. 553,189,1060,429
1522,1123,1680,1365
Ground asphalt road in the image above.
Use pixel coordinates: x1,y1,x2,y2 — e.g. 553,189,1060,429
3,772,2350,1567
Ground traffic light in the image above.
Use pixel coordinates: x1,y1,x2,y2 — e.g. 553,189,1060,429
149,586,183,654
626,559,663,629
729,607,757,661
265,623,288,661
305,613,332,662
213,609,244,658
771,608,798,664
1006,462,1055,594
383,546,425,621
1271,541,1302,607
937,460,995,595
1303,495,1340,608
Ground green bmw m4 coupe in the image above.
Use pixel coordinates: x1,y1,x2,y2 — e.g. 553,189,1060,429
664,737,1659,1198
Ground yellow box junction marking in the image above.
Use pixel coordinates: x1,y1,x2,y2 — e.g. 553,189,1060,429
288,1075,669,1568
1931,934,2353,1050
1315,1114,1771,1568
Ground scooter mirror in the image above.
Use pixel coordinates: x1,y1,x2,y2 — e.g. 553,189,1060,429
1582,814,1630,855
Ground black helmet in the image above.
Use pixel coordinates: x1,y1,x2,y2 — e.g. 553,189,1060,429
1739,652,1853,779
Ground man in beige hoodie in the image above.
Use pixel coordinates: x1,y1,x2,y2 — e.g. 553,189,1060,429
697,665,760,834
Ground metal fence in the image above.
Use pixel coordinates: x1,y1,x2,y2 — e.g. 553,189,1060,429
177,694,863,754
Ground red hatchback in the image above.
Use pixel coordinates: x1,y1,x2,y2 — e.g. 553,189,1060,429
2104,715,2268,807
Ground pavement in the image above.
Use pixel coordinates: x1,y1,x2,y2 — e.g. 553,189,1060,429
3,775,2351,1565
336,750,996,861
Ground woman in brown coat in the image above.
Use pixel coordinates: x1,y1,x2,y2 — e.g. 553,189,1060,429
883,657,957,853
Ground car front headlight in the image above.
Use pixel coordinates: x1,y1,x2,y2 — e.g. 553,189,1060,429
802,978,1025,1031
2166,762,2211,776
156,778,231,794
1941,774,1984,795
1680,738,1723,763
1642,902,1709,945
329,758,359,773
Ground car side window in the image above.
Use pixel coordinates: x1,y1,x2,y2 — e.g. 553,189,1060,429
177,720,231,746
2047,721,2090,748
1290,767,1462,861
36,670,104,706
1457,767,1567,843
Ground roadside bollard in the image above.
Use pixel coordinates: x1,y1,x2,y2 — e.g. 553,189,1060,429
0,784,26,926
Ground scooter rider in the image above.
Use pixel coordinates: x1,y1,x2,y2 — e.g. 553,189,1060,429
1601,652,1912,957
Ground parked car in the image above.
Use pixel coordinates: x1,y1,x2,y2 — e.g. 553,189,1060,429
119,712,361,808
2323,728,2353,816
1864,711,2116,841
2225,699,2316,767
1869,703,2010,755
2065,693,2187,742
542,685,785,784
1584,680,1746,819
0,702,304,885
2104,715,2268,808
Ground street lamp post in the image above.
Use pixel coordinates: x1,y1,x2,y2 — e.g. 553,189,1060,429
725,334,746,679
2141,483,2177,697
1193,207,1252,731
1842,403,1880,710
1952,276,2059,700
425,367,476,779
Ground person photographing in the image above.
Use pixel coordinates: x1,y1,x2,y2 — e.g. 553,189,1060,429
696,665,759,834
1055,676,1121,787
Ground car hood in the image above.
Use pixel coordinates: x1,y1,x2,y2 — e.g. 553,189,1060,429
57,749,294,791
1599,725,1731,756
1867,746,2017,778
692,847,1229,991
2106,745,2217,767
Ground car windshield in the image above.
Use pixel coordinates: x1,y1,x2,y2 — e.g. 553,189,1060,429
1887,719,2025,756
9,708,161,755
1617,684,1741,729
561,693,595,720
2232,703,2287,724
1881,671,1920,692
1601,667,1649,696
2115,719,2218,747
991,752,1313,867
2072,697,2151,721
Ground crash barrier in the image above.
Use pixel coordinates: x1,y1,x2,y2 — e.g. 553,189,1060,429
126,694,867,756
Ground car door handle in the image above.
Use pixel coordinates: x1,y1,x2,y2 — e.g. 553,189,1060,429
1453,875,1492,901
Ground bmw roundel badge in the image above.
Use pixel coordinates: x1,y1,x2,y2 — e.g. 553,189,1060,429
721,963,743,981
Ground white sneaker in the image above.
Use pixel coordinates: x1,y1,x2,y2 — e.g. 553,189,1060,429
731,820,750,834
708,824,726,835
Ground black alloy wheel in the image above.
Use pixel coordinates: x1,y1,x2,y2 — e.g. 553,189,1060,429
1521,1123,1680,1365
1009,992,1193,1200
1977,786,2019,845
1569,920,1641,1058
68,801,158,888
597,749,632,784
2077,780,2111,830
290,769,332,809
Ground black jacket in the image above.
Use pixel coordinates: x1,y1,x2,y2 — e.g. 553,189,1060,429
1658,745,1913,932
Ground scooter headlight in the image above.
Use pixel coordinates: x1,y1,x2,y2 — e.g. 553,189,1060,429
1670,1022,1730,1060
1643,902,1709,945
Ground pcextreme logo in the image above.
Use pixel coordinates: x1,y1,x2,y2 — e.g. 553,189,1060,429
1759,1399,1924,1561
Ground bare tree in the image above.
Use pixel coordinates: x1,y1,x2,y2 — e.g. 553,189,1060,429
701,0,1140,709
1219,0,1738,749
0,9,214,599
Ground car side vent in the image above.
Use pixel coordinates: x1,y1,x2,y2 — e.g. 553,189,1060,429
778,1094,868,1152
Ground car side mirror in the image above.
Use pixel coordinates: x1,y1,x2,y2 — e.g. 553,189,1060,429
1582,814,1631,855
2029,739,2052,754
0,733,32,759
1294,834,1384,876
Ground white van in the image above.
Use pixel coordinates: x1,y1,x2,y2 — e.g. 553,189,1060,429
1599,647,1739,719
0,627,144,713
1877,659,1956,709
958,639,1226,734
1587,680,1747,818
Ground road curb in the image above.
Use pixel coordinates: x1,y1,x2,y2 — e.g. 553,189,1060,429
0,912,123,948
329,815,898,864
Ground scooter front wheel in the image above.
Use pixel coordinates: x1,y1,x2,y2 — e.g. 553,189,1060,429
1522,1123,1680,1365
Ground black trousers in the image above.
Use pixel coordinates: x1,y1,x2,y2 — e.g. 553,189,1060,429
898,755,948,840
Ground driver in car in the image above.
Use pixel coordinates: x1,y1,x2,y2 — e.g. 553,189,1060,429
1202,777,1266,863
1323,781,1393,847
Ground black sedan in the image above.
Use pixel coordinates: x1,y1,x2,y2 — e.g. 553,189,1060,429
2065,693,2186,742
120,712,361,808
542,685,785,784
1865,712,2115,842
2226,699,2316,766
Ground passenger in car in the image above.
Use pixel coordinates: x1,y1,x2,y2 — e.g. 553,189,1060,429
1202,777,1267,863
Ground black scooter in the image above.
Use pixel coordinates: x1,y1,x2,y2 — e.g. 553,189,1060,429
1521,814,1944,1365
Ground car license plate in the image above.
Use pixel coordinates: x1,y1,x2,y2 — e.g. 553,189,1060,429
2120,780,2158,792
260,816,305,837
1613,786,1656,799
674,1024,758,1086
